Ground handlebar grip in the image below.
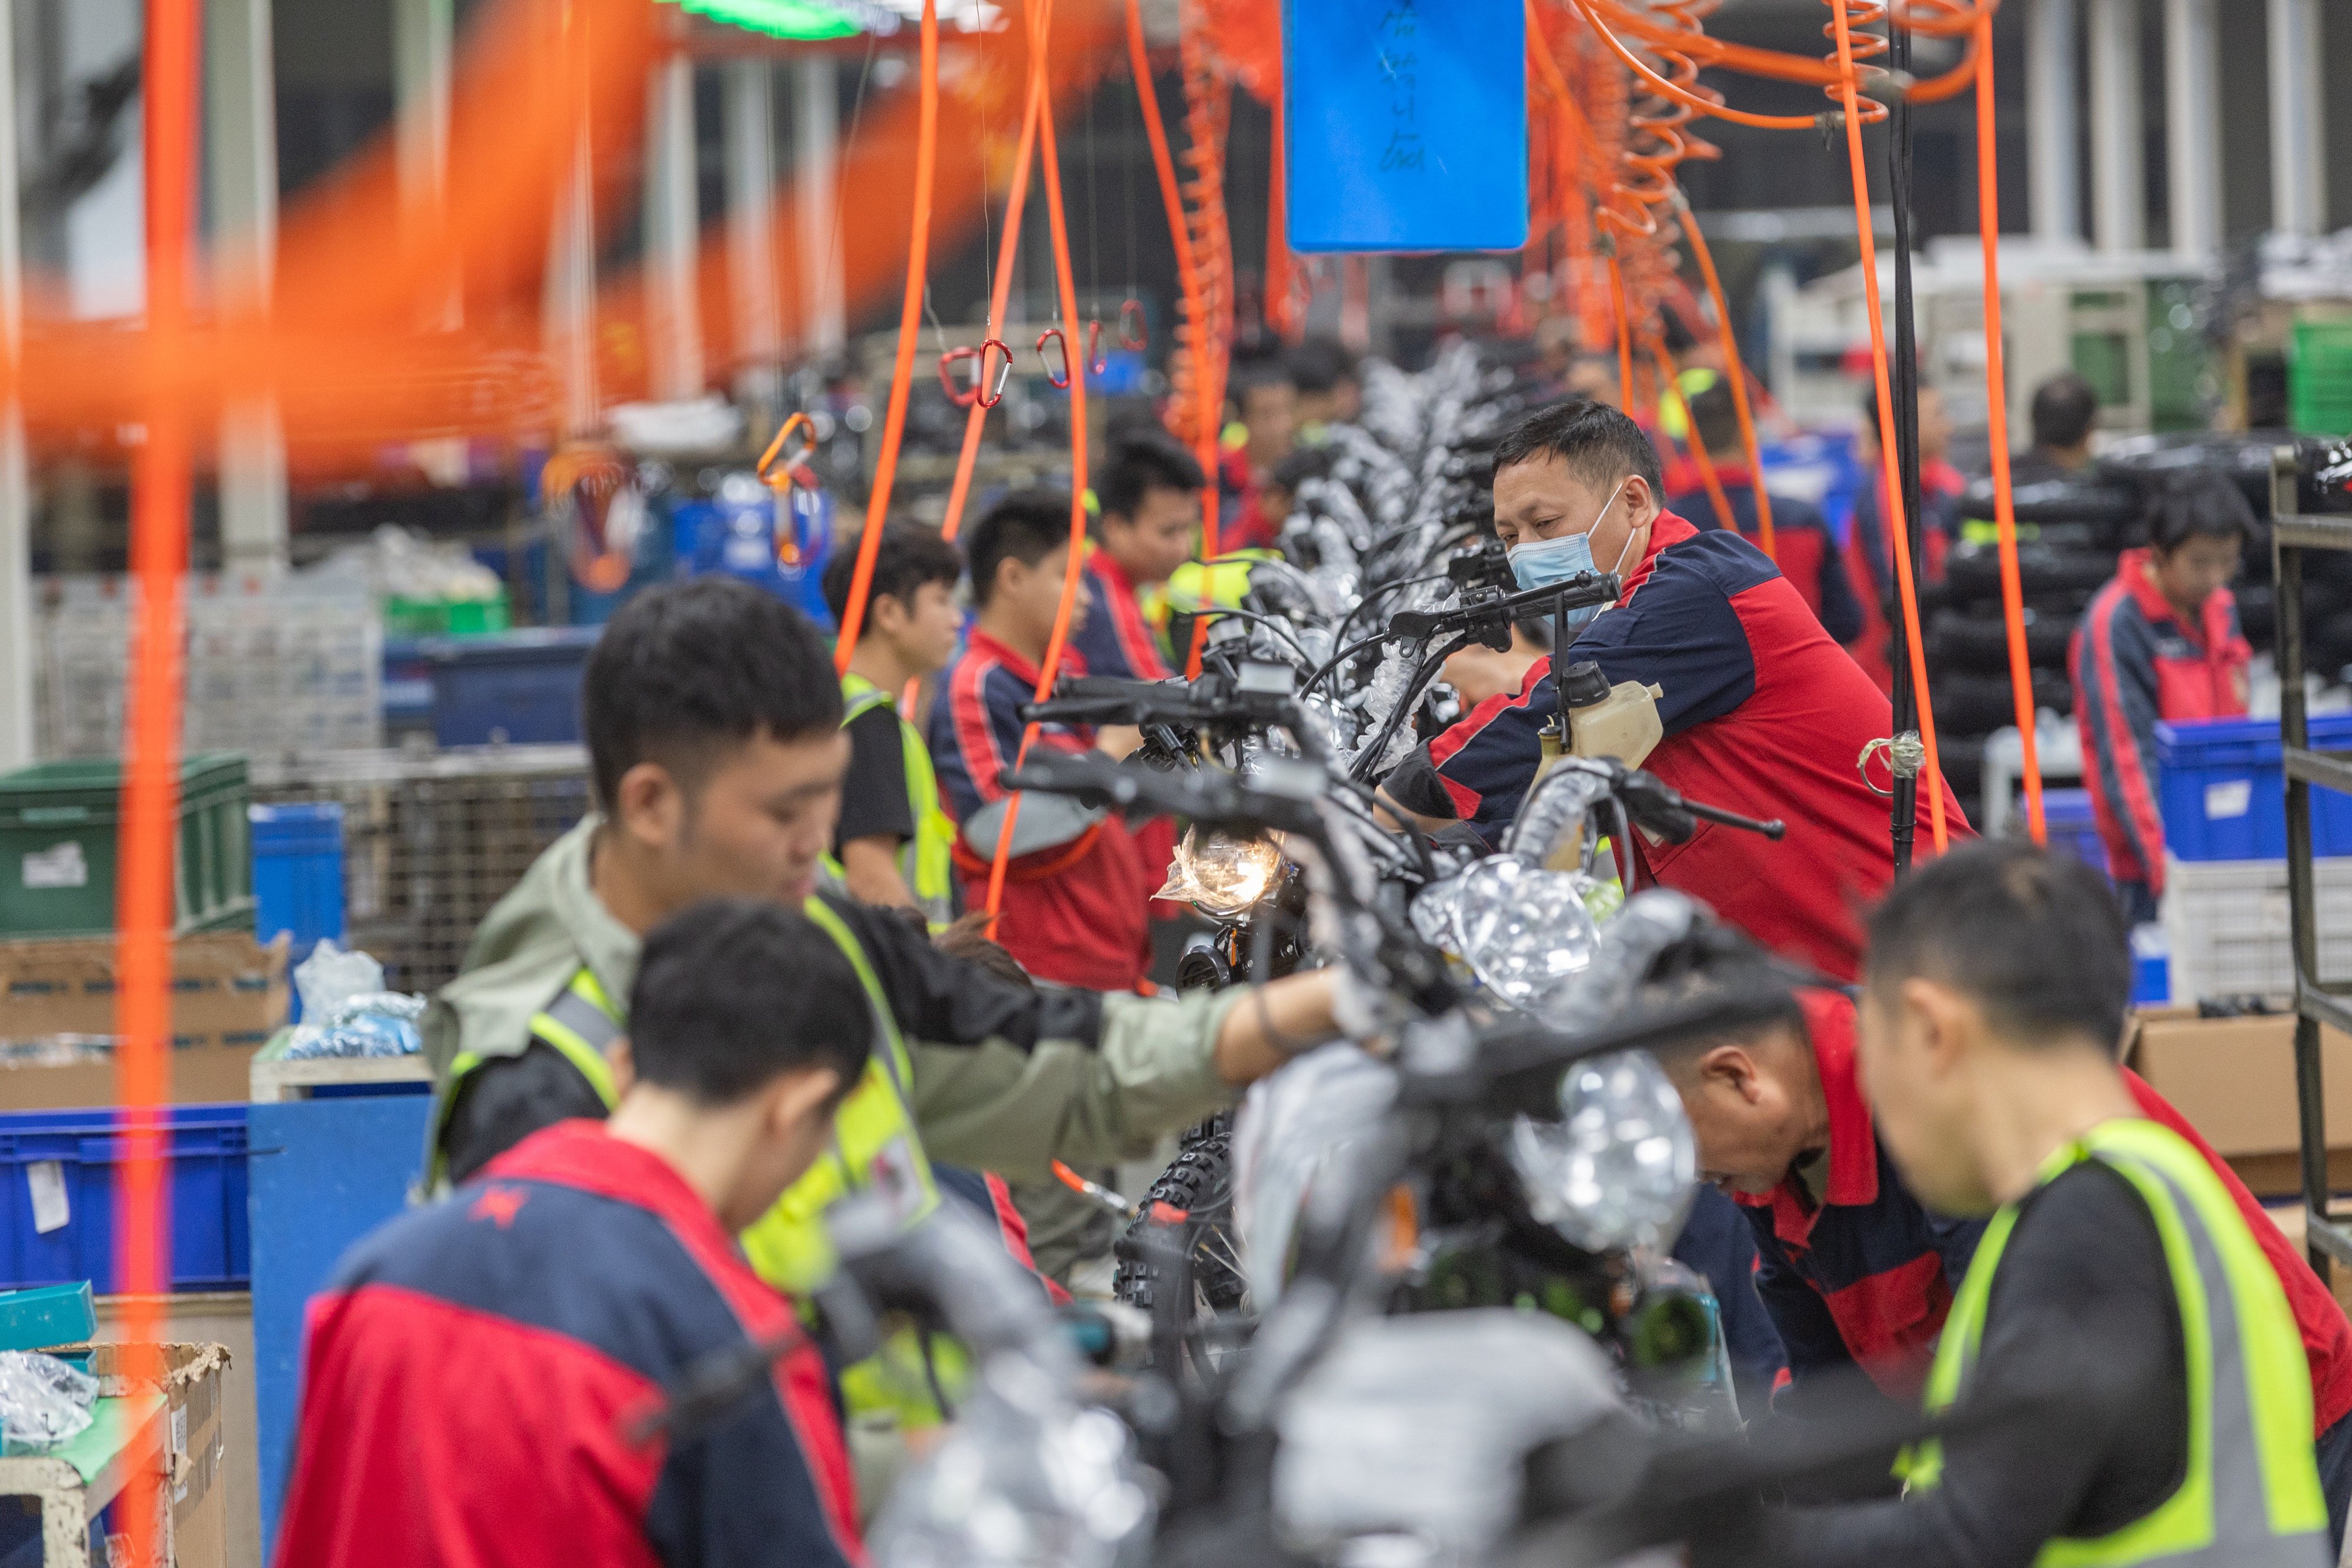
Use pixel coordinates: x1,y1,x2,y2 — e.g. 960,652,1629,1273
1683,800,1788,841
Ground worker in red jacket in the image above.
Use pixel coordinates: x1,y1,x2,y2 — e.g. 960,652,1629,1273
1379,400,1968,984
2072,469,2254,924
1845,384,1965,695
928,492,1165,991
1656,977,2352,1550
275,899,870,1568
1074,433,1204,683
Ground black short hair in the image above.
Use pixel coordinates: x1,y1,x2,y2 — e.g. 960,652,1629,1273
1096,435,1206,524
2146,469,2254,556
2031,372,2099,451
629,899,873,1105
1289,339,1357,396
1270,446,1335,494
583,579,842,811
1493,399,1663,496
965,490,1071,607
823,523,964,630
1686,381,1742,457
1864,840,2133,1052
1228,352,1297,404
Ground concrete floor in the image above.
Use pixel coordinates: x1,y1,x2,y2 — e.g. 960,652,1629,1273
94,1293,260,1568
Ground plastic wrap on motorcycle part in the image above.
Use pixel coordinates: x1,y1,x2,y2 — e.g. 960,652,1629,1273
1626,1253,1745,1435
1271,1310,1624,1559
1532,890,1708,1038
1349,647,1419,777
1501,761,1615,866
868,1394,1156,1568
0,1350,96,1447
1230,1044,1399,1309
1451,857,1603,1013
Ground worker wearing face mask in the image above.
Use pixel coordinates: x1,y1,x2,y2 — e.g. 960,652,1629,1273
1379,400,1971,983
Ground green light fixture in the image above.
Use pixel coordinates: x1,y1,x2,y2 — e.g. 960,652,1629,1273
660,0,862,41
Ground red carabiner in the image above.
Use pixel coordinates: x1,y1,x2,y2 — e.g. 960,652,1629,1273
1118,298,1148,352
1086,319,1108,377
974,337,1013,410
1037,327,1072,390
938,346,982,409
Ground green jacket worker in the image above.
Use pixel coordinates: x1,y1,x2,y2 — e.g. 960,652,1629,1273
821,524,964,927
1708,842,2330,1568
425,576,1338,1212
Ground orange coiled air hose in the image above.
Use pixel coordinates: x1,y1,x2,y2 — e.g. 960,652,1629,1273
1175,0,1233,676
1675,189,1775,559
983,0,1096,931
1826,0,1946,853
830,0,940,670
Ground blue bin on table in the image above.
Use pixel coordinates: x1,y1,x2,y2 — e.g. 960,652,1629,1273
425,627,601,747
0,1105,249,1293
2155,714,2352,861
2037,788,2110,877
251,803,346,1024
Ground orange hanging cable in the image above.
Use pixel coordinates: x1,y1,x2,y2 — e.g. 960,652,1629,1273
832,0,940,671
1828,0,1947,854
1651,337,1738,536
1605,246,1636,408
1177,1,1229,678
984,1,1095,932
119,1,199,1559
941,0,1051,546
1972,6,2042,844
1566,0,1829,131
1675,192,1774,559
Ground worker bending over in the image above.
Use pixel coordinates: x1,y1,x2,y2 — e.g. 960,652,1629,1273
1683,843,2347,1566
823,523,964,924
279,901,870,1568
928,493,1168,992
1379,400,1966,982
2072,470,2253,925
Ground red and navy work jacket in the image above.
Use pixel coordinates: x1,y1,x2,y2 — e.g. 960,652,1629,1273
1382,511,1966,984
1742,992,2352,1433
1666,467,1863,646
1074,551,1172,682
272,1122,863,1568
2069,547,2251,894
1843,457,1964,694
926,628,1164,991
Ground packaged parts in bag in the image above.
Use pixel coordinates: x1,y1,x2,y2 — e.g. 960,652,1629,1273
0,1350,96,1448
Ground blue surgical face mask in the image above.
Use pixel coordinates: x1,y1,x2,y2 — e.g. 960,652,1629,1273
1508,478,1636,634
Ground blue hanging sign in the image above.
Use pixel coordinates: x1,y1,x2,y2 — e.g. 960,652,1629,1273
1281,0,1529,253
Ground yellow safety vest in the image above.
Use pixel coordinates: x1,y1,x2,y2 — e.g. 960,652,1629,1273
821,673,957,931
1896,1119,2328,1567
439,897,960,1427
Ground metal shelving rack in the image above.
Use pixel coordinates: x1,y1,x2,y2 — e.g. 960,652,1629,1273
2273,446,2352,1274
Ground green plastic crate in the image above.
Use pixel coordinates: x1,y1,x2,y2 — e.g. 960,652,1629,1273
383,593,510,638
0,754,253,937
2290,319,2352,436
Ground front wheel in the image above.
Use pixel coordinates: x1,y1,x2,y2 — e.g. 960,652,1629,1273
1112,1126,1247,1323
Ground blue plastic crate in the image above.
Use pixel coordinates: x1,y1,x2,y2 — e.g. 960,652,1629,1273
2154,714,2352,861
0,1105,249,1293
250,803,345,953
425,627,601,747
2037,788,2110,877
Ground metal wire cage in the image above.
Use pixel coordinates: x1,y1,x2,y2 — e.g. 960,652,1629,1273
249,745,590,995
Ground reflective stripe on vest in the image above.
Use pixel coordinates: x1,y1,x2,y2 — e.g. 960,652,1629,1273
821,673,957,930
1896,1119,2328,1567
737,897,941,1300
431,968,625,1180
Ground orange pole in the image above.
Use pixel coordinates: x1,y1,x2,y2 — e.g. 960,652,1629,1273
119,0,198,1557
1828,0,1947,854
1678,196,1775,559
940,0,1050,546
833,0,940,671
985,1,1094,931
1974,8,2042,844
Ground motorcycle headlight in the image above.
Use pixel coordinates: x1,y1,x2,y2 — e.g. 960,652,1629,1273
871,1401,1154,1568
1508,1049,1695,1253
1157,826,1285,916
1451,858,1602,1011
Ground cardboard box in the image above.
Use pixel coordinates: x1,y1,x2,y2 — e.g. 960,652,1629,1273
0,935,285,1111
2126,1007,2352,1196
84,1342,230,1568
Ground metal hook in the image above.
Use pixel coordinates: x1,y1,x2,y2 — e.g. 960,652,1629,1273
756,413,818,567
1086,319,1108,377
975,338,1013,409
1036,327,1072,390
1118,299,1148,352
938,346,983,409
